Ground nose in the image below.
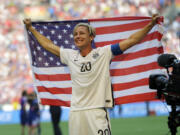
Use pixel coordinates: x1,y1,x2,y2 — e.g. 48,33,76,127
75,33,80,38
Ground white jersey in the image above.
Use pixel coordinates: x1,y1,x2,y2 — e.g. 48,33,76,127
60,46,114,111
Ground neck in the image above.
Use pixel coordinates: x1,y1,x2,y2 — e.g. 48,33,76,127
79,46,92,57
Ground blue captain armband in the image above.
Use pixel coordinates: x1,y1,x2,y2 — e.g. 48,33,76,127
111,43,123,56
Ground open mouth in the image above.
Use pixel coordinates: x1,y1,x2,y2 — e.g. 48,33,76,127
76,40,83,44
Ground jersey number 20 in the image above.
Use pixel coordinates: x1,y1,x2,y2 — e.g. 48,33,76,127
80,62,91,72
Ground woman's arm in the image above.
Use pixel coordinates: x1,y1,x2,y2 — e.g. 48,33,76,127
23,18,60,57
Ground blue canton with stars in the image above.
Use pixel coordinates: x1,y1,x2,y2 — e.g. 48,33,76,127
27,20,96,67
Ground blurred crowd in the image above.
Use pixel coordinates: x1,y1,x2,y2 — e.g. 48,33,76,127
0,0,179,105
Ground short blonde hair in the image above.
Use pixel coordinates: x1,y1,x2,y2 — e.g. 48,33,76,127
73,23,96,37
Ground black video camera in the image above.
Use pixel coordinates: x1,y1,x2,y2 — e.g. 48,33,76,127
149,54,180,99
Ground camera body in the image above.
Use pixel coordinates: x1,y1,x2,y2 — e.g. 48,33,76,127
149,54,180,100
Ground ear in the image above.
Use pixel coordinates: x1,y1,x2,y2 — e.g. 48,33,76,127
90,36,94,41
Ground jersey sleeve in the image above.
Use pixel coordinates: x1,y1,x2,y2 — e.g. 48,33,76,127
101,44,123,60
60,48,69,65
101,45,113,61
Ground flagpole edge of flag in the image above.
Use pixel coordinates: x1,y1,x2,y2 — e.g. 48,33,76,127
24,26,42,103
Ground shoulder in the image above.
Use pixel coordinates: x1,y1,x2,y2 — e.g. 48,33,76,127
60,48,79,64
91,45,112,60
60,48,78,58
60,48,77,54
95,45,111,52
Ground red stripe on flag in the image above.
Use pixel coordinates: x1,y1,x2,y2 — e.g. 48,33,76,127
41,98,70,106
141,31,163,43
35,73,71,81
95,20,150,35
95,31,163,47
114,92,157,104
110,62,160,76
112,46,163,62
37,86,72,94
113,78,149,91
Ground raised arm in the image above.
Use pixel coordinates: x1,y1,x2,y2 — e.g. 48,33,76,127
119,14,160,52
23,18,60,57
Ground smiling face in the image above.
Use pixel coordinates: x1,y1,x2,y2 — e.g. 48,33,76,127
73,25,94,50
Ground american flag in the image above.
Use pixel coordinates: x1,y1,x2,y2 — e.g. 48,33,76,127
25,16,164,107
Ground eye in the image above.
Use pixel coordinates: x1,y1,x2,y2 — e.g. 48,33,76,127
73,32,77,36
79,31,85,35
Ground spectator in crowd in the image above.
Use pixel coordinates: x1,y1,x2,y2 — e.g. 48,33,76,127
20,90,28,135
27,92,41,135
50,106,62,135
